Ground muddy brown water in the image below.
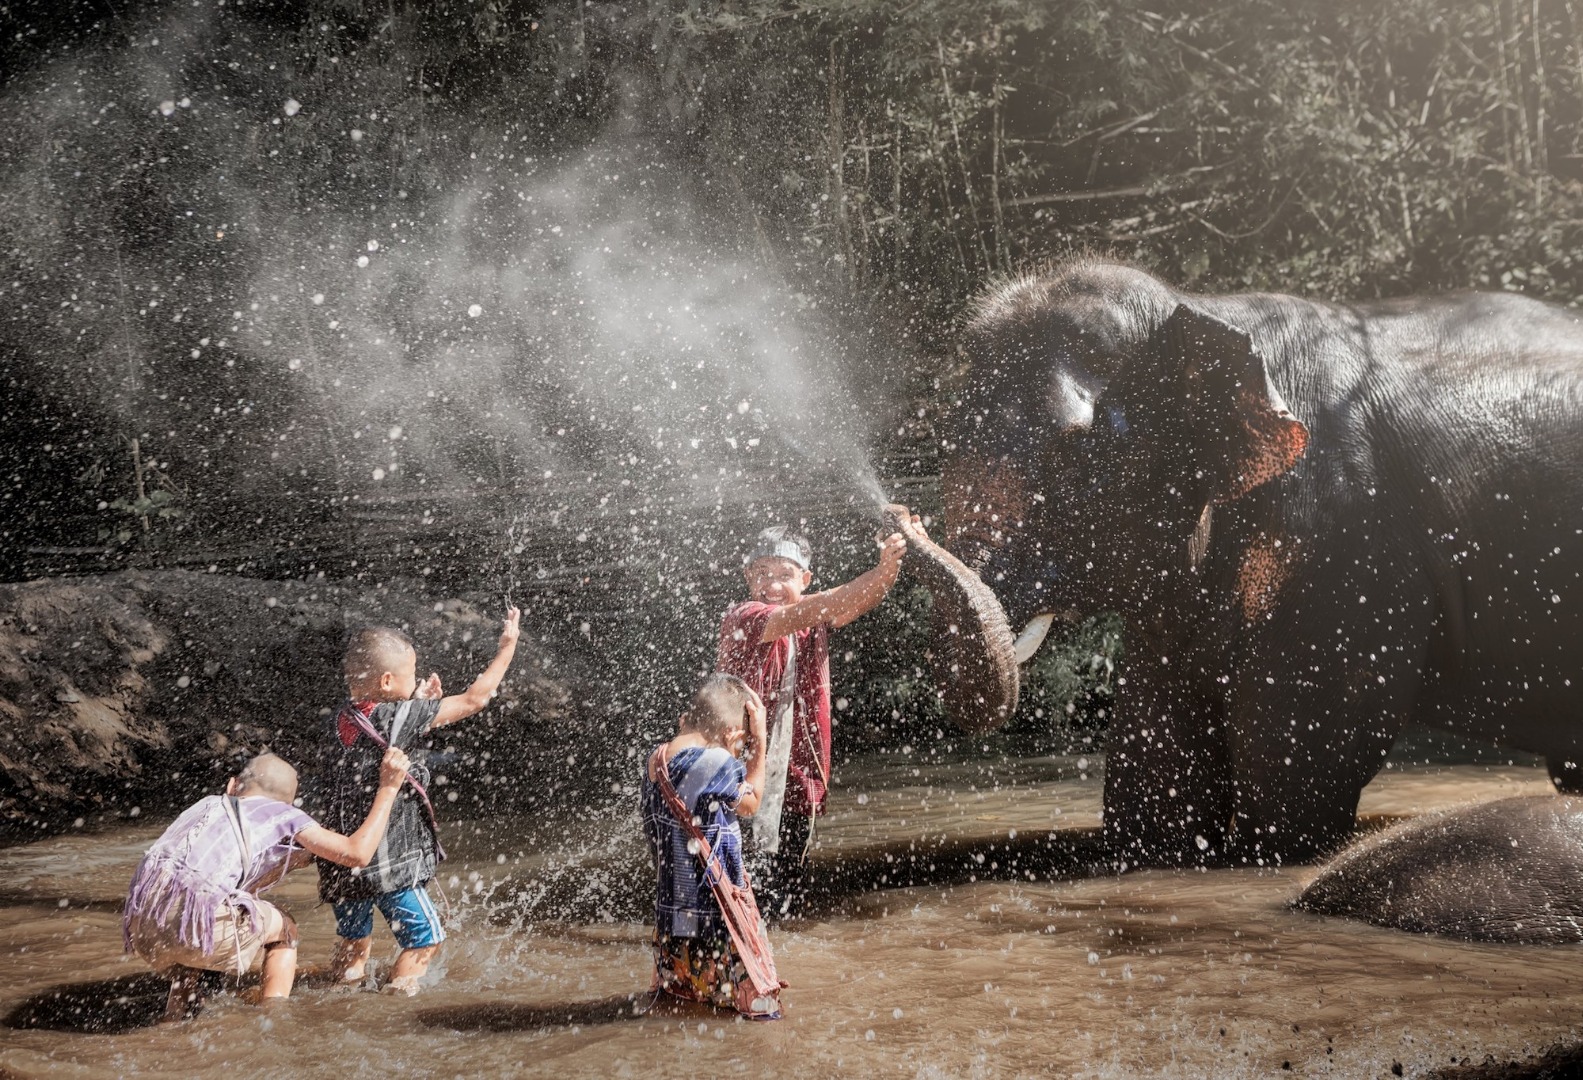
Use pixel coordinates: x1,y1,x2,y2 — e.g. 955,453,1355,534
0,755,1574,1078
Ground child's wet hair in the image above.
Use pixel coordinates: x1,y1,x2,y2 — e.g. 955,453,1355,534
689,672,753,737
343,626,416,683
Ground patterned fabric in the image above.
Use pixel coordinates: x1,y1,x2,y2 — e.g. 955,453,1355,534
123,795,314,959
641,745,746,938
314,697,443,900
652,929,747,1010
717,601,832,816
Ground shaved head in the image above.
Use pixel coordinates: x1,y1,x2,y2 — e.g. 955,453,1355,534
343,626,416,685
235,753,299,802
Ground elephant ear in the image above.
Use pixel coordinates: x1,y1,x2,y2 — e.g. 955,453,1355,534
1152,303,1309,504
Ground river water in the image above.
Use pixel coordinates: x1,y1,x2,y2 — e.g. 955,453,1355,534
1,752,1574,1079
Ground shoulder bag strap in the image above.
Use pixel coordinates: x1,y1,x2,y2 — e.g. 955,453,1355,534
650,745,741,891
348,707,447,861
650,745,785,1003
223,795,252,889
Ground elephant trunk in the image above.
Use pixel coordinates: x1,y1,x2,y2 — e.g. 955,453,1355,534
883,504,1020,731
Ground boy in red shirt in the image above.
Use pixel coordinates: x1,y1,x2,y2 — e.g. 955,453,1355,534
716,514,922,917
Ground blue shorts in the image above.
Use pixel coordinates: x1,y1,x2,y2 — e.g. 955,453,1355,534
333,886,446,950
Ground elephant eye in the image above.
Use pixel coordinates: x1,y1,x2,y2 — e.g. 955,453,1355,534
1104,405,1130,436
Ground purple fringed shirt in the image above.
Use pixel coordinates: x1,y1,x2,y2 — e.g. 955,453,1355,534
123,795,316,957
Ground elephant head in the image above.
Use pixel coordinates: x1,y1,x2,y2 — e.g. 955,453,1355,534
933,261,1308,731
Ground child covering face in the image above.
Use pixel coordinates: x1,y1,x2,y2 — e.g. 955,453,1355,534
640,673,772,1015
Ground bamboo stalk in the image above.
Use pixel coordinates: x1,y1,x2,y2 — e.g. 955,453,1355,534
937,40,990,272
1496,0,1530,172
930,120,972,280
858,115,874,288
1493,2,1514,172
130,437,150,533
829,36,854,290
1565,0,1583,155
1531,0,1550,190
891,116,903,274
991,79,1007,272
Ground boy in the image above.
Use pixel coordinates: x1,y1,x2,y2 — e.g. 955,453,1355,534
641,673,778,1016
123,747,411,1021
716,515,921,917
315,607,520,995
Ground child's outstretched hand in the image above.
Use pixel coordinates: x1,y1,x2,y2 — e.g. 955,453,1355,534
499,606,522,651
378,747,411,789
415,673,443,700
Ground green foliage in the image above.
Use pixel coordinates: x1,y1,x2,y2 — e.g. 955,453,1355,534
98,489,185,548
1014,613,1122,738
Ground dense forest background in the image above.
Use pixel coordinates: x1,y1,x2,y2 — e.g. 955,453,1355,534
2,0,1581,820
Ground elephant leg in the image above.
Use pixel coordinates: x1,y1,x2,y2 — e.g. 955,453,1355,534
1102,674,1233,868
1548,757,1583,794
1224,612,1421,865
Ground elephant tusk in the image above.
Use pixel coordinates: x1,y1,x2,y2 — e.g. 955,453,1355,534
1014,613,1057,664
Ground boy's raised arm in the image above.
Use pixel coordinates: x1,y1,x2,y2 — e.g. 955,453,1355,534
433,607,521,729
296,748,410,868
761,517,923,639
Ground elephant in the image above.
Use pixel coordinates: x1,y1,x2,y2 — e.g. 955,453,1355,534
932,258,1583,868
1292,795,1583,944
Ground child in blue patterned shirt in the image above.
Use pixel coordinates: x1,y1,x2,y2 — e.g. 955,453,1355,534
640,673,768,1013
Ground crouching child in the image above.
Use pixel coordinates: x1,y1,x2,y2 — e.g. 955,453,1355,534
123,748,411,1021
641,672,783,1019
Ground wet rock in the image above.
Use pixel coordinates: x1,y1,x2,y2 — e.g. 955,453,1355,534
0,570,586,838
1423,1042,1583,1079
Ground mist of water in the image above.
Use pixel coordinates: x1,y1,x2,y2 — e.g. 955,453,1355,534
0,3,911,561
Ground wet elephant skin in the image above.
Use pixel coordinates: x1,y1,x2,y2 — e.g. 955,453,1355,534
937,258,1583,867
881,503,1020,731
1293,796,1583,944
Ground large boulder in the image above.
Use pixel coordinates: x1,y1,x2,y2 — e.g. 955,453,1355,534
0,571,582,837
